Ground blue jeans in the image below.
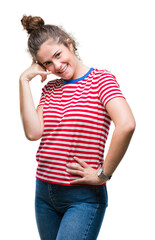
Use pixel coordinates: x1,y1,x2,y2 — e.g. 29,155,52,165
35,179,108,240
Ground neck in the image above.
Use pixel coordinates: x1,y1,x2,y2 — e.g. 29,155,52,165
73,59,90,79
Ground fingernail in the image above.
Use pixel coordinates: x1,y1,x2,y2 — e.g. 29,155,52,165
74,156,77,159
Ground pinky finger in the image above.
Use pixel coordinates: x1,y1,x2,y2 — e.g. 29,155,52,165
41,75,47,82
70,179,85,185
40,72,51,82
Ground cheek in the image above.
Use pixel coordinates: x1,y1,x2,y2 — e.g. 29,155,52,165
47,65,54,72
61,55,70,63
63,51,73,63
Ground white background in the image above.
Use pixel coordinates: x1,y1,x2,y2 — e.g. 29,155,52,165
0,0,155,239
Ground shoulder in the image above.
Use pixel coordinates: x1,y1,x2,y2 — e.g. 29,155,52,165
42,78,62,92
93,68,114,77
92,68,118,85
92,68,115,78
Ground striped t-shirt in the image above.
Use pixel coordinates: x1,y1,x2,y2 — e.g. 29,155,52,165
36,68,125,186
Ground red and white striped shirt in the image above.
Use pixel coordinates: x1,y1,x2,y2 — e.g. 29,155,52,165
36,68,125,186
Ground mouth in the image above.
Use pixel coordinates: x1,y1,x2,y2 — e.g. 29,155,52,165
57,64,68,74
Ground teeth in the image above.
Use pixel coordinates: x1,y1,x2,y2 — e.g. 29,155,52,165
59,65,67,74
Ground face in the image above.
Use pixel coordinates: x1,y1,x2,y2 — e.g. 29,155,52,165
37,39,78,80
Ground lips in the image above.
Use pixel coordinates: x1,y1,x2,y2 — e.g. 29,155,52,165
58,64,68,74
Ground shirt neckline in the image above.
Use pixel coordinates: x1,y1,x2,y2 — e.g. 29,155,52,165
63,68,94,85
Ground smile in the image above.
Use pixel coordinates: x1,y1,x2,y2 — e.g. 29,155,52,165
58,64,68,74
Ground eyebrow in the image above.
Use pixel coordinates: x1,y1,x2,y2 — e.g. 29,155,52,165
43,49,61,65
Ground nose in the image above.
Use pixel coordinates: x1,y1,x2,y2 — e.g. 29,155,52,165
53,60,62,72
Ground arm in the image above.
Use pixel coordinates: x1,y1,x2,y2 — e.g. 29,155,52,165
67,97,136,185
103,97,136,177
19,63,51,141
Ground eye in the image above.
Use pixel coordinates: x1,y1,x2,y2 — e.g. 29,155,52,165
55,52,61,58
44,61,52,66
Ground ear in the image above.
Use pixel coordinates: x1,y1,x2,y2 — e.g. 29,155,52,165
66,38,74,52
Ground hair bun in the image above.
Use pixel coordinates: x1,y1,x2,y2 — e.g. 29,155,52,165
21,15,44,34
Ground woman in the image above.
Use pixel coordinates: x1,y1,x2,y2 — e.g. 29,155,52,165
20,15,135,240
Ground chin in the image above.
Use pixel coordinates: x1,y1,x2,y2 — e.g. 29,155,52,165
63,72,74,81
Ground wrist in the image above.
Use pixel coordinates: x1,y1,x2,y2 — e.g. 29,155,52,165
97,167,112,181
19,75,30,83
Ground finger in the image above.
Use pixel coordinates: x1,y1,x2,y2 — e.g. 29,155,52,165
67,169,84,177
67,163,84,171
40,74,47,82
73,157,88,168
39,72,52,82
70,178,85,185
41,75,47,82
38,71,52,75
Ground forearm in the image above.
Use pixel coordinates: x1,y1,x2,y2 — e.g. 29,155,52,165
19,78,42,140
103,125,135,177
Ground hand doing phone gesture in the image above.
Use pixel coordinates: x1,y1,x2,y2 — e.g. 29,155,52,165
20,62,52,83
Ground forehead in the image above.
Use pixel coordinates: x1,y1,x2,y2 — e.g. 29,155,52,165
37,40,63,62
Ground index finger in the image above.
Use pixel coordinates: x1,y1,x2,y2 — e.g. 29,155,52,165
73,157,88,168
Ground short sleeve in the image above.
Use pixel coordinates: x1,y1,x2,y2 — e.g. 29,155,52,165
98,70,125,107
38,85,47,107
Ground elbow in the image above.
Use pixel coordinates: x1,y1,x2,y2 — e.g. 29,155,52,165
21,120,43,141
122,118,136,135
128,118,136,133
25,132,42,141
116,118,136,135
